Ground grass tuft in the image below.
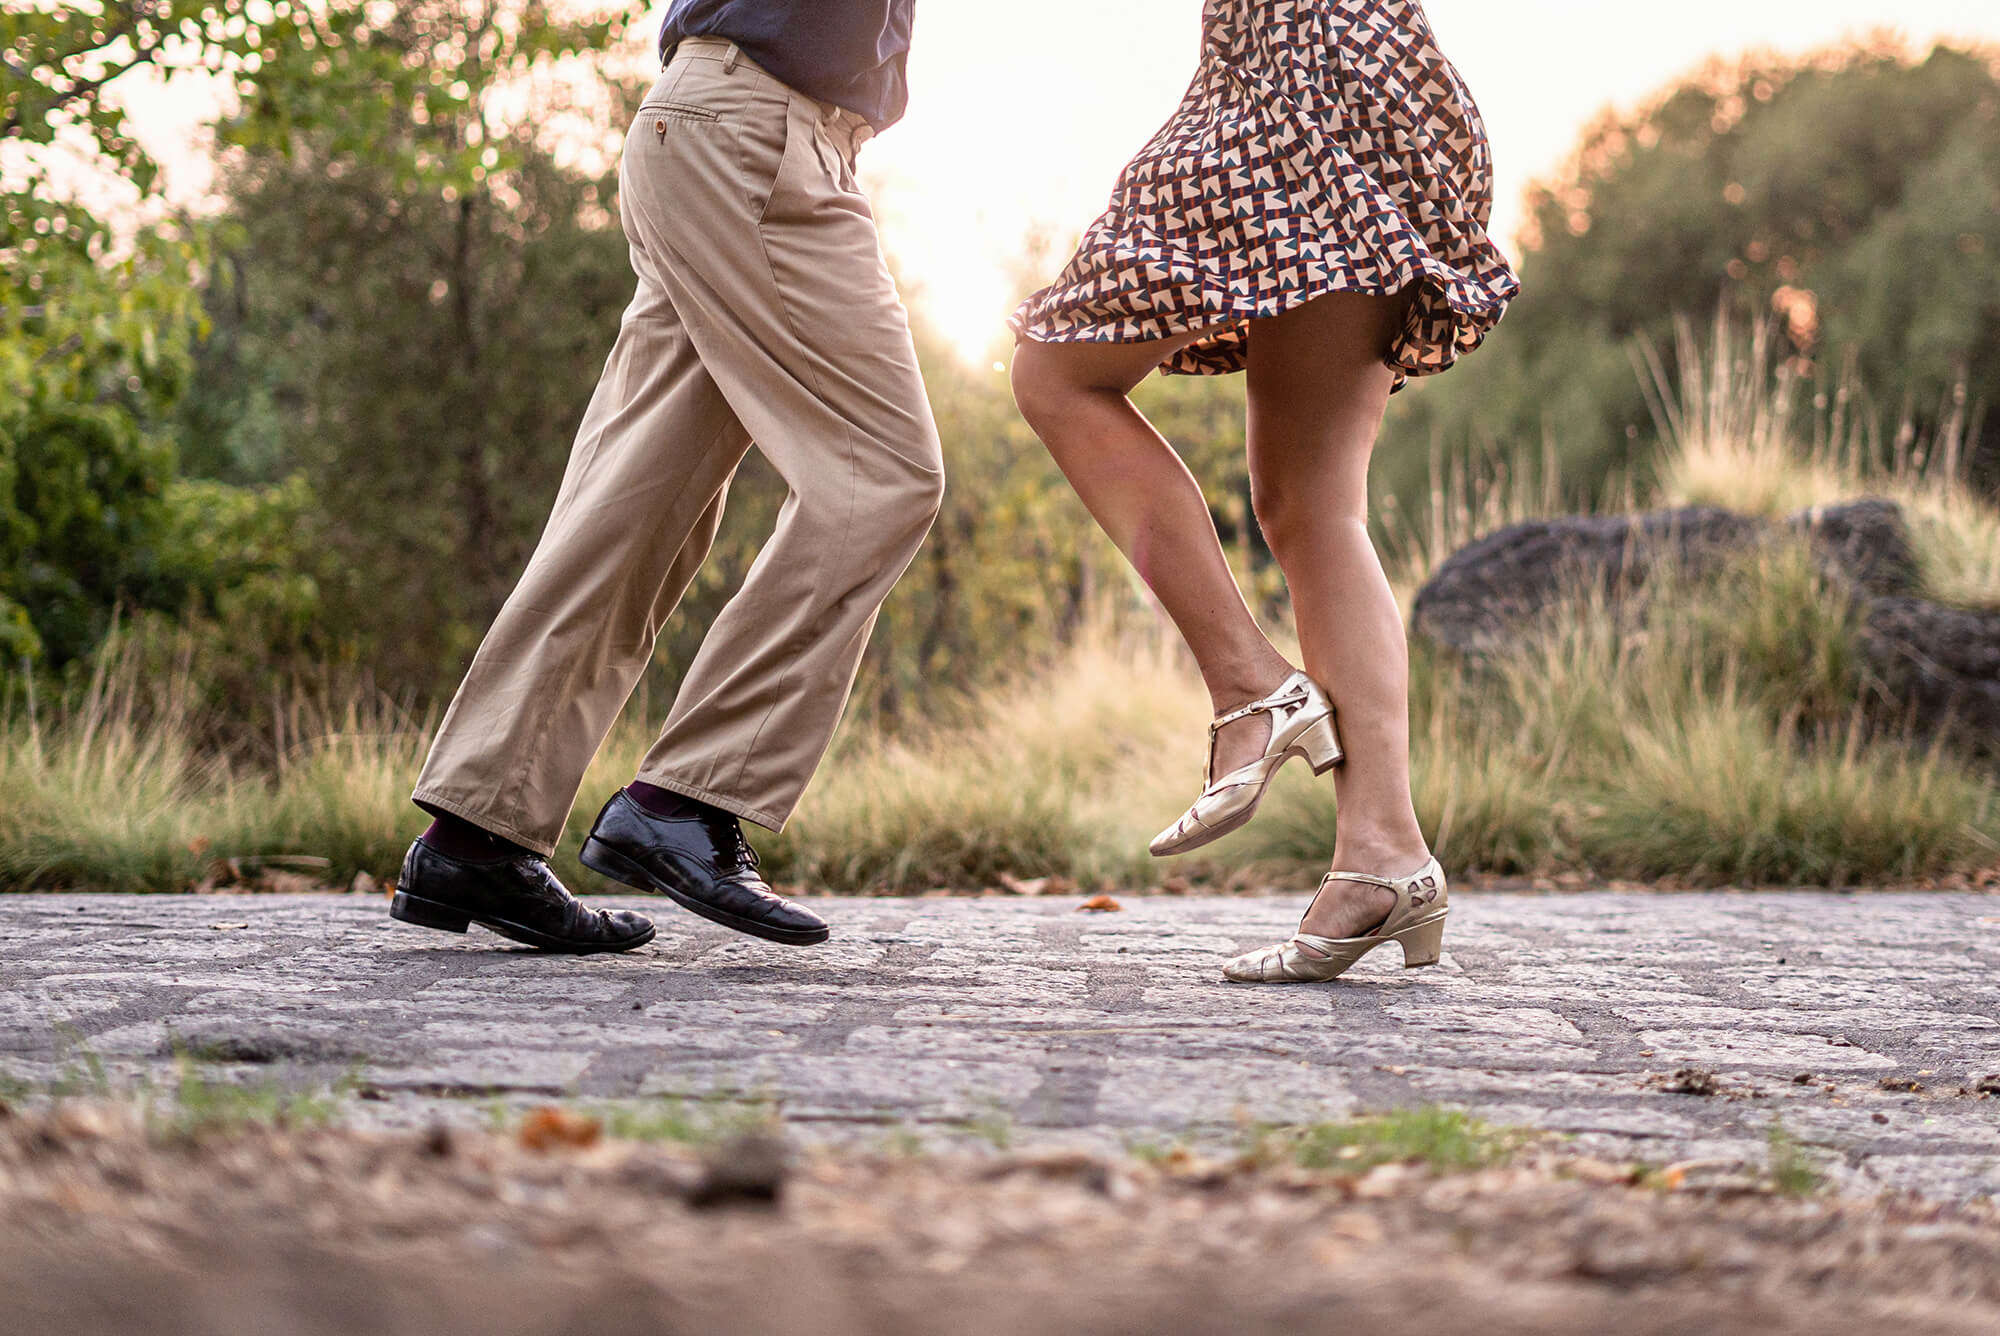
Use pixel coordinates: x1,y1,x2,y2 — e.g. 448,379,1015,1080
1765,1120,1826,1197
1248,1107,1527,1174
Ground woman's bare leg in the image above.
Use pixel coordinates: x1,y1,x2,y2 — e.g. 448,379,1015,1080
1011,335,1294,767
1245,291,1430,938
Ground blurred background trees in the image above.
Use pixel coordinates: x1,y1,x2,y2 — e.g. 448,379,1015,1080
1377,43,2000,506
4,7,1995,748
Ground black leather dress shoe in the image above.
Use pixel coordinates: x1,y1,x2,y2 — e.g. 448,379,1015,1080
391,838,655,954
580,790,829,945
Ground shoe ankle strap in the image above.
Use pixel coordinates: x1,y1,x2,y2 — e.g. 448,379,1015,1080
1208,675,1309,733
1320,856,1438,893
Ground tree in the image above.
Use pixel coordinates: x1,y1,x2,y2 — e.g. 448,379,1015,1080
1,0,628,671
1379,42,2000,506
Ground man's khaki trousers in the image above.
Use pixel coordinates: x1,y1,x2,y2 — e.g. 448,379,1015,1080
412,39,944,856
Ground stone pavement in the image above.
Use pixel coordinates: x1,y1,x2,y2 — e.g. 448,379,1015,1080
3,892,1997,1198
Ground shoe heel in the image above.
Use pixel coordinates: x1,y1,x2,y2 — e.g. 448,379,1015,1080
580,836,649,890
1297,713,1344,775
1394,915,1445,968
389,892,471,933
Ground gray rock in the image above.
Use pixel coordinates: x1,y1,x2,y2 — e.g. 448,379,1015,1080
1860,598,2000,757
1410,497,2000,756
1410,498,1917,656
689,1131,792,1209
1790,497,1920,597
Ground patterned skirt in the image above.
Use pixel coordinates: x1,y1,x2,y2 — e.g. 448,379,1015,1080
1010,0,1519,383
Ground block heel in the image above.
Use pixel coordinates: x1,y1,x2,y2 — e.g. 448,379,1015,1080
1394,913,1447,968
1296,713,1345,775
389,892,471,933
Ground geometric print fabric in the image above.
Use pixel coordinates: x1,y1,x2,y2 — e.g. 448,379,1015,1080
1012,0,1521,385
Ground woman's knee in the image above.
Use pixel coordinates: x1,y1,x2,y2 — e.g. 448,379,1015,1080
1249,464,1366,559
1249,473,1305,556
1009,341,1077,435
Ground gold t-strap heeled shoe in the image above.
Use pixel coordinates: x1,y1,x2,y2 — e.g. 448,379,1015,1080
1149,670,1342,857
1222,856,1448,983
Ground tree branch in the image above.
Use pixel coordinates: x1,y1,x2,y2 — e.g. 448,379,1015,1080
2,3,167,140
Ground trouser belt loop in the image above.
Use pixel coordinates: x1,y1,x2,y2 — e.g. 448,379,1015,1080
722,43,740,73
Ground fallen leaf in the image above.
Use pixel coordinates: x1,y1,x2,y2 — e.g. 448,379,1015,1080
353,871,381,898
517,1106,601,1152
998,873,1048,896
1077,895,1123,913
210,922,250,931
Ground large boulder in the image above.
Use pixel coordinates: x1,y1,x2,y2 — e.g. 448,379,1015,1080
1860,598,2000,758
1410,497,1998,758
1410,498,1917,656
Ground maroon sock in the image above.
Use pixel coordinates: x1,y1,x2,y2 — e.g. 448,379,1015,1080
421,813,533,862
626,780,708,821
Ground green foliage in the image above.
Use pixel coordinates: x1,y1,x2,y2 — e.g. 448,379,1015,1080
3,12,1994,897
598,1095,776,1145
1381,42,2000,506
3,0,629,680
1765,1120,1826,1196
0,403,171,663
967,1104,1014,1151
1248,1108,1525,1174
3,6,245,667
155,1055,358,1140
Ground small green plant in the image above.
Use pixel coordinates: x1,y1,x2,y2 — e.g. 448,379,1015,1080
44,1029,113,1100
583,1093,780,1146
1124,1138,1188,1167
1250,1107,1526,1174
967,1105,1014,1151
880,1123,928,1157
1766,1119,1825,1196
596,1096,707,1144
153,1055,359,1139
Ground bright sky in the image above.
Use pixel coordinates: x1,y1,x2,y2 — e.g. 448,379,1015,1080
112,0,2000,360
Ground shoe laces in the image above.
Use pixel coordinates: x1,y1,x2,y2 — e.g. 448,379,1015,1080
522,858,570,898
719,819,760,874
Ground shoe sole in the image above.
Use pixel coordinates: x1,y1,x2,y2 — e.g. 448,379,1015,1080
1150,746,1340,858
389,891,655,955
579,837,830,946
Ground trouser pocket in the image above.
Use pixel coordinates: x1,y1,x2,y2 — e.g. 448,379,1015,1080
638,99,721,123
